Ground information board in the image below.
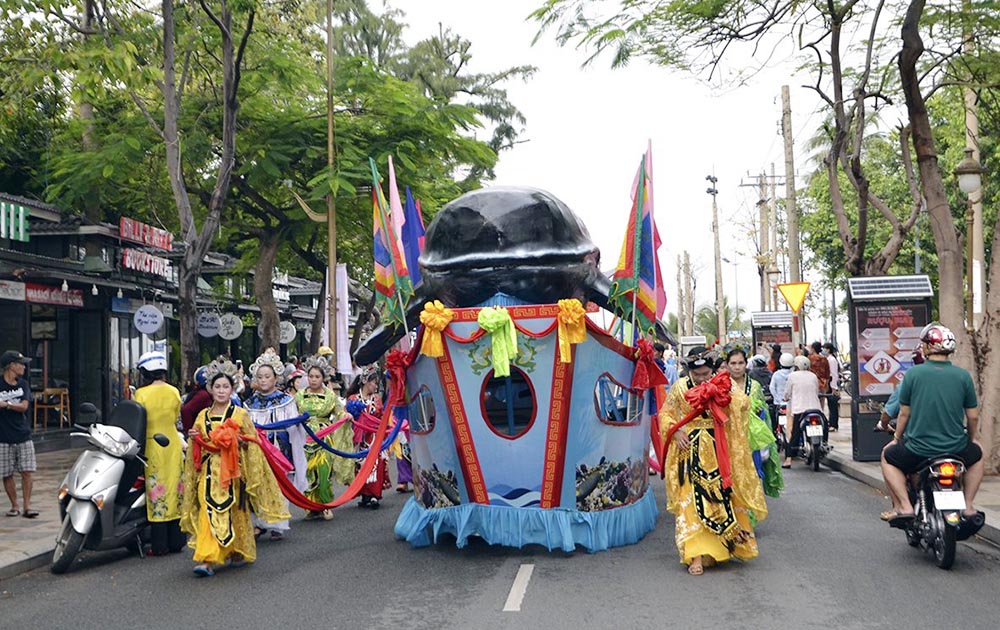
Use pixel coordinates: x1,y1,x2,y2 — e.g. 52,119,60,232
853,303,930,398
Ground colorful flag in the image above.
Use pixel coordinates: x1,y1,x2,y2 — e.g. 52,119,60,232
609,146,664,336
370,157,413,329
401,186,426,286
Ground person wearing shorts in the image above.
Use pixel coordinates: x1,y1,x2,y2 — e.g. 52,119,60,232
1,350,36,518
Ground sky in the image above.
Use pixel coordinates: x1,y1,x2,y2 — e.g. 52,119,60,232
399,0,846,345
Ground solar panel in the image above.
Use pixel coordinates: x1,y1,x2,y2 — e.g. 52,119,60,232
751,311,794,326
847,275,933,300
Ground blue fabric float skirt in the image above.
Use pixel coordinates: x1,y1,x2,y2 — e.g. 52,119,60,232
394,489,658,553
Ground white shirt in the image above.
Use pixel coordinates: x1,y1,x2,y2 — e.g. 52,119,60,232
826,354,839,390
784,370,822,415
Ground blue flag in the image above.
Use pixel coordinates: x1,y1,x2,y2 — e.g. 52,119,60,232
401,186,426,286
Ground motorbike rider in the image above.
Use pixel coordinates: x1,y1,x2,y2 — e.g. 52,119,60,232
781,355,825,468
878,323,983,524
768,352,794,432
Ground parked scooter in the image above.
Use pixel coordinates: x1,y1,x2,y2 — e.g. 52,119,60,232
876,423,985,569
51,400,169,574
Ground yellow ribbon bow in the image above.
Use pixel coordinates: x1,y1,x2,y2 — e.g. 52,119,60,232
557,298,587,363
419,300,454,358
477,306,518,377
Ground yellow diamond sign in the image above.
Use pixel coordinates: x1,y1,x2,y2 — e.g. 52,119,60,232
777,282,811,313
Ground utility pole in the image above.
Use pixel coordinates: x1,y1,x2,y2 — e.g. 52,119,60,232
781,85,802,350
706,175,725,345
757,173,770,310
683,251,695,338
325,0,339,356
676,256,685,337
769,162,780,309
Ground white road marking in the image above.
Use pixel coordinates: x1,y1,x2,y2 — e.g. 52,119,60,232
502,563,535,612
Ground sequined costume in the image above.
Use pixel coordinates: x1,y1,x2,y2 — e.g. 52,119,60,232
295,387,354,502
245,390,303,531
180,404,290,565
659,378,768,566
350,392,389,500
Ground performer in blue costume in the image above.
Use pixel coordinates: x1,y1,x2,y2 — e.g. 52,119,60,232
245,348,303,540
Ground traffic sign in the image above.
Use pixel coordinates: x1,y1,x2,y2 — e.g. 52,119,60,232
777,282,811,313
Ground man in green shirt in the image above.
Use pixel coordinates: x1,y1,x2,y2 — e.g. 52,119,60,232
879,323,983,523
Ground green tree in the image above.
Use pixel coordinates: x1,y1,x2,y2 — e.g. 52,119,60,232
694,297,744,345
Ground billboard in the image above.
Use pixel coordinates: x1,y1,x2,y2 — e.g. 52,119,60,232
853,303,930,399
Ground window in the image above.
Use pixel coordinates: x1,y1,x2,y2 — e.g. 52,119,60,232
594,373,643,425
408,386,436,434
480,368,536,439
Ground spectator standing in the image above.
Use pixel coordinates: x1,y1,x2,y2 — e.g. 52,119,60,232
1,350,36,518
822,342,841,431
808,341,831,412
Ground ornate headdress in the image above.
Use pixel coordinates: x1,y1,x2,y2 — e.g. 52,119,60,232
204,356,238,381
302,354,334,379
250,347,285,378
720,342,748,361
359,364,380,383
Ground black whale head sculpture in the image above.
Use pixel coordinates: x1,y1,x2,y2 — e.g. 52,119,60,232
353,186,613,365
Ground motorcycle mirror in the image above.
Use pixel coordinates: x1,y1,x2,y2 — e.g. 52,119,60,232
153,433,170,447
78,402,100,426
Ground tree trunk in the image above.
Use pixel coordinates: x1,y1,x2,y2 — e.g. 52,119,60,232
308,279,326,354
254,229,282,350
899,0,996,470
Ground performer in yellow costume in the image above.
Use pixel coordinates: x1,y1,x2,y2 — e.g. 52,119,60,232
180,370,290,577
659,347,768,576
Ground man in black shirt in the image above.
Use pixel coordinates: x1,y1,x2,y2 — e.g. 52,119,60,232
1,350,36,518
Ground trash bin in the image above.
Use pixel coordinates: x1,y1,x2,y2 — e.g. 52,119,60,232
852,411,891,462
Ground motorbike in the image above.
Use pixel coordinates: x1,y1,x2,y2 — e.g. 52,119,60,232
51,400,170,574
798,409,830,472
876,423,985,569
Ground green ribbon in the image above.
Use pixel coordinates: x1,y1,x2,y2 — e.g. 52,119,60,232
477,307,518,377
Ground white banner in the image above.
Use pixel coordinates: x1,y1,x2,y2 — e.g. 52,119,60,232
335,264,354,378
0,280,26,302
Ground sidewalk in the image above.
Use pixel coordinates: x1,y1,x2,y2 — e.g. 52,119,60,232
824,416,1000,548
0,447,82,580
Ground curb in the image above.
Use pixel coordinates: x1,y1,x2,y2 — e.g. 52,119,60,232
0,550,51,582
824,450,1000,548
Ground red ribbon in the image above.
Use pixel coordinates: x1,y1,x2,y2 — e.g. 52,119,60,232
631,339,668,390
662,371,734,489
385,350,411,408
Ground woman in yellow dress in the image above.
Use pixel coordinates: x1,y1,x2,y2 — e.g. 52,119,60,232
660,347,768,576
132,351,185,556
180,371,290,577
296,355,354,520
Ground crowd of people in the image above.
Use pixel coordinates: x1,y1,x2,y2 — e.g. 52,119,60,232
128,345,407,577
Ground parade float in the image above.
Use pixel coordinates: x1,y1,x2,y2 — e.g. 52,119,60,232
355,185,664,552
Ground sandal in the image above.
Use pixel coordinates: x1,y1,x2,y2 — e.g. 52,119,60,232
322,509,334,521
687,562,704,576
270,530,284,541
5,508,19,517
879,509,915,522
254,527,265,539
193,564,215,577
228,555,248,568
22,510,39,519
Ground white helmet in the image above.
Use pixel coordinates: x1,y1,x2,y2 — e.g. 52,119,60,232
137,350,168,373
919,322,957,355
779,352,794,368
793,355,811,371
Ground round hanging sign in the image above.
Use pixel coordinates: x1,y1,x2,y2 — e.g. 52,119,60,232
133,304,164,335
218,313,244,341
197,312,221,338
279,320,297,344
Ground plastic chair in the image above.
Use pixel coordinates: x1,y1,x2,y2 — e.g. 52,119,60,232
33,388,71,430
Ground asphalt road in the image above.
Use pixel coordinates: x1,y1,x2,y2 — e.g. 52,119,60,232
2,467,999,630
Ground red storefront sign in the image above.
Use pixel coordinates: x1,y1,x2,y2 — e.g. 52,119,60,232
122,248,172,279
26,283,84,308
119,217,173,251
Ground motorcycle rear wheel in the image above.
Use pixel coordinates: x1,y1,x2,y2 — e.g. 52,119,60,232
51,516,85,574
934,524,957,569
811,441,821,471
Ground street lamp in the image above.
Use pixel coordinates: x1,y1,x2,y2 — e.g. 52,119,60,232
953,147,983,328
706,175,725,345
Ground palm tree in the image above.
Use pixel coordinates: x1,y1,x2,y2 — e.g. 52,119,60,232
694,297,747,344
